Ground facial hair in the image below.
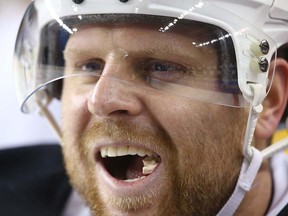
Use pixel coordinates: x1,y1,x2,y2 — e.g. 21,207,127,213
62,110,246,216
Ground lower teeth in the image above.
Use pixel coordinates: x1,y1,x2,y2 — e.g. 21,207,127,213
123,156,159,182
124,176,146,182
142,156,159,175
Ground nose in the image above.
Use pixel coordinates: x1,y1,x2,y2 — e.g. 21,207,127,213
87,67,143,117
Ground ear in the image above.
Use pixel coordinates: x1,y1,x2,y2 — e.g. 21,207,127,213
255,58,288,139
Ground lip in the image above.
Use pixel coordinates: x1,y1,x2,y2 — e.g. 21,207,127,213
94,142,165,197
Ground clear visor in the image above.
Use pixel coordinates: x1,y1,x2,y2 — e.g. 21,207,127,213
14,2,276,113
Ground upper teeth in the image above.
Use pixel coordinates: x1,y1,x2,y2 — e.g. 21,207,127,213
100,146,154,158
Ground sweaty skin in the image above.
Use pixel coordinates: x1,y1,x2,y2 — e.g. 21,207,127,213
61,24,267,215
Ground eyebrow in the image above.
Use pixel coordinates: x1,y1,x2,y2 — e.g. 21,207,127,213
63,44,206,65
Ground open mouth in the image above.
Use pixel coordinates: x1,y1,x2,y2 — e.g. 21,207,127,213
98,146,161,182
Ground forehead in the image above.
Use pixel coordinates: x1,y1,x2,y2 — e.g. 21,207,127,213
65,20,220,60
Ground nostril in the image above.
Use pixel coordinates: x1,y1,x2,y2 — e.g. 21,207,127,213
72,0,85,4
114,110,129,115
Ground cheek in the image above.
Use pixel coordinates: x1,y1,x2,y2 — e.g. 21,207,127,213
149,97,205,144
148,96,246,163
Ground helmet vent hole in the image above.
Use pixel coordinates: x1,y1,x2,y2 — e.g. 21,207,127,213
72,0,84,4
119,0,129,3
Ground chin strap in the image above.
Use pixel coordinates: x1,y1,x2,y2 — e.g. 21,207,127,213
242,83,266,160
243,82,288,159
217,147,263,216
217,83,266,215
261,137,288,159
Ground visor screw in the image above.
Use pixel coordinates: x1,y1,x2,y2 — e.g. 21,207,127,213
72,0,84,4
259,40,269,55
259,57,269,72
119,0,129,3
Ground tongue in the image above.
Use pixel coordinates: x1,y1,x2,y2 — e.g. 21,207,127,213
126,156,144,179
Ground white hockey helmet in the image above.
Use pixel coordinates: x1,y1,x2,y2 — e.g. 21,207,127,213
14,0,288,113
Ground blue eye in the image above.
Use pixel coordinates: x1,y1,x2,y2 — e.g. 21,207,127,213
153,63,174,72
81,60,103,73
145,60,187,81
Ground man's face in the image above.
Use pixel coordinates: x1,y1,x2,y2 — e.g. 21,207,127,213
61,22,248,216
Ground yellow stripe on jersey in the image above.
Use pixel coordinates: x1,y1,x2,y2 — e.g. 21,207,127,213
272,129,288,154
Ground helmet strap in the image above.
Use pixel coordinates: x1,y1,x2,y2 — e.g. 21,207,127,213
37,100,62,142
217,147,263,215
